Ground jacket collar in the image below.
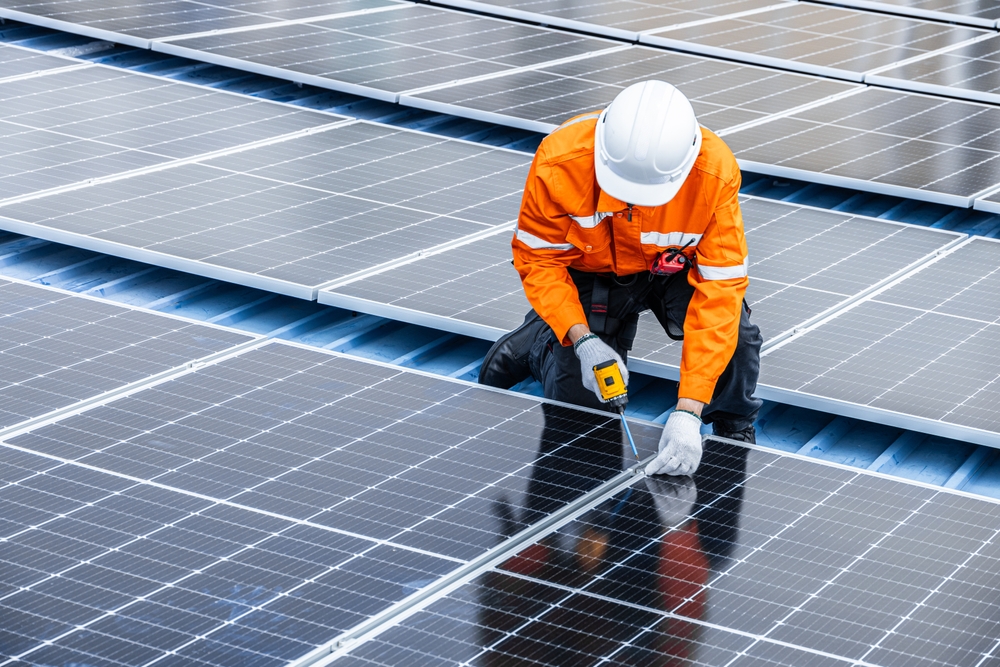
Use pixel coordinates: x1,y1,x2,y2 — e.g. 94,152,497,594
596,188,630,213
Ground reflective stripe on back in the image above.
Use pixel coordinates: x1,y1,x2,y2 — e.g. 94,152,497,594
640,231,703,247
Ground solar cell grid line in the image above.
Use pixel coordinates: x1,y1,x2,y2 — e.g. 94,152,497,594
723,87,1000,208
806,0,1000,29
0,341,665,666
0,276,253,433
867,34,1000,107
0,64,349,206
640,2,986,83
409,0,792,42
325,437,1000,667
319,196,965,377
759,236,1000,448
0,120,532,300
153,3,621,104
0,446,463,667
400,44,860,136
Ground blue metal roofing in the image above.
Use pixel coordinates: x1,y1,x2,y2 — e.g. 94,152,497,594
2,17,999,497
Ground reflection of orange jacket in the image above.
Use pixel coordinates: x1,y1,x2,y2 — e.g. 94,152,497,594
512,113,749,403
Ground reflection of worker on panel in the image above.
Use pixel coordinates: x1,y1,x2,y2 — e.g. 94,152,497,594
483,414,748,663
479,80,762,477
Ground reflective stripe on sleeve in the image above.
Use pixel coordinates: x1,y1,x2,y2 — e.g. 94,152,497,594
640,231,703,247
698,258,748,281
515,228,573,251
570,212,614,229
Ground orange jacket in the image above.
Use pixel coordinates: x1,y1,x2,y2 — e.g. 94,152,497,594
512,113,749,404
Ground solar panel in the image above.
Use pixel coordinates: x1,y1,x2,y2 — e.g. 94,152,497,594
0,277,252,430
0,65,345,203
155,4,620,103
809,0,1000,28
759,237,1000,447
641,3,985,82
0,42,85,82
0,121,531,299
723,87,1000,207
0,340,663,665
867,35,1000,106
329,437,1000,667
402,45,858,135
419,0,791,41
320,197,964,372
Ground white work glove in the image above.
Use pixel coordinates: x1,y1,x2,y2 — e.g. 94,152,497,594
645,410,703,477
574,334,628,404
645,476,697,528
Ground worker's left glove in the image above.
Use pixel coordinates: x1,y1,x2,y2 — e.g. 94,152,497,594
645,410,703,476
574,334,628,404
645,476,697,528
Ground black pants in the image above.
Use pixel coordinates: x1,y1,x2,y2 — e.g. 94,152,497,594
528,268,763,431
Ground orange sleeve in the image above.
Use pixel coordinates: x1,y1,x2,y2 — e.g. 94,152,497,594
511,152,587,346
679,171,748,403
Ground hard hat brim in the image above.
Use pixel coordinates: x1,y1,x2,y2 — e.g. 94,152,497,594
595,152,688,207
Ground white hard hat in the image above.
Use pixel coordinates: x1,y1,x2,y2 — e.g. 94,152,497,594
594,80,702,207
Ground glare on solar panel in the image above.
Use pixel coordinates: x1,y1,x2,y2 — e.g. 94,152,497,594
641,3,985,82
413,0,793,41
808,0,1000,28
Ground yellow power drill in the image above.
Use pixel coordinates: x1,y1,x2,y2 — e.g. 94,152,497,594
592,359,640,462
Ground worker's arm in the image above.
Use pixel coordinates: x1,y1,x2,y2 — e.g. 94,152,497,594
679,173,748,405
512,154,589,346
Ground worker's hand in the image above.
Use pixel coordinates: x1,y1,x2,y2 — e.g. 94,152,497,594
574,334,628,403
645,410,703,476
645,476,697,528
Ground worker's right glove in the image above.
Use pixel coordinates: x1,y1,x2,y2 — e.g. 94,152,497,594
645,410,703,477
574,334,628,404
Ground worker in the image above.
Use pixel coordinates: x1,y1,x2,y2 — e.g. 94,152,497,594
479,80,762,477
